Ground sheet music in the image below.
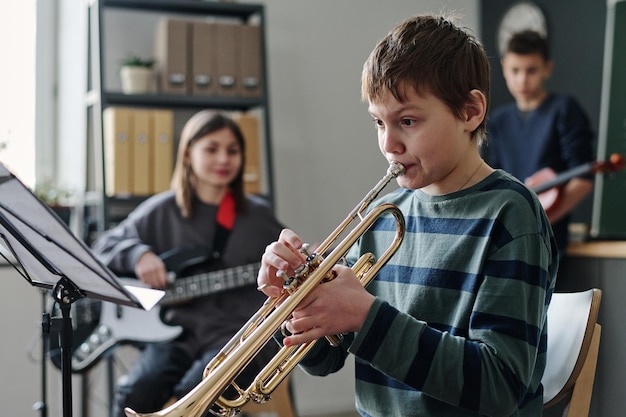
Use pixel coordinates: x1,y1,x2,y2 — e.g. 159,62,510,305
0,162,164,310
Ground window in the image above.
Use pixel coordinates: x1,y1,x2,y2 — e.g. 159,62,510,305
0,0,56,188
0,2,37,186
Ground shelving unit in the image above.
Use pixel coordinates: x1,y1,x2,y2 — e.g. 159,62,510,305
83,0,274,243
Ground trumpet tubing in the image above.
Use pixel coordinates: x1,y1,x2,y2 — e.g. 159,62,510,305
124,162,406,417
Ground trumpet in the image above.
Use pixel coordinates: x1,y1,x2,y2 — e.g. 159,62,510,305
125,161,406,417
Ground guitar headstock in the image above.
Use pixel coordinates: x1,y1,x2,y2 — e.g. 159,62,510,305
594,153,625,174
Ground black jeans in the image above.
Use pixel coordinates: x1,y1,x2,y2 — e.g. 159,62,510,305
112,342,217,417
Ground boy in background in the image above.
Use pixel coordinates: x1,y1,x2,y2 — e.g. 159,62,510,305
486,29,594,255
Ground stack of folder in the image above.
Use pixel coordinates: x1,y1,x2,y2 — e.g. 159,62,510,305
103,107,174,197
154,17,263,97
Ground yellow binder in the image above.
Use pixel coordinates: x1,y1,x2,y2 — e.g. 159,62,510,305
234,113,261,194
103,107,133,196
151,109,174,193
131,109,152,196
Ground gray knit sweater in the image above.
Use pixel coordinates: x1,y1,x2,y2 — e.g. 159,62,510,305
91,191,284,357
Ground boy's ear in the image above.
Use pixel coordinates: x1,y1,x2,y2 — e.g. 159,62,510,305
464,89,487,132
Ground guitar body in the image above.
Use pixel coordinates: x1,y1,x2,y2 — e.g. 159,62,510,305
53,279,185,373
49,248,260,373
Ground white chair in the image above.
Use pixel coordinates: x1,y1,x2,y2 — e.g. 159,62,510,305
542,288,602,417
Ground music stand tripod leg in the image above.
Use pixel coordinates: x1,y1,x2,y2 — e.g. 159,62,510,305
33,289,51,417
51,275,85,417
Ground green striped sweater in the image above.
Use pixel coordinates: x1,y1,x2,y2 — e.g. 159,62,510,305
300,170,558,417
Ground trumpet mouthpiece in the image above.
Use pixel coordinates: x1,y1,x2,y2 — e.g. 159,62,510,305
388,161,405,178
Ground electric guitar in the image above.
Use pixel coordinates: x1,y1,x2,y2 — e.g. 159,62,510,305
49,248,260,373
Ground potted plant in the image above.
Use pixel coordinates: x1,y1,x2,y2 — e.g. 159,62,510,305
33,180,75,226
119,54,155,94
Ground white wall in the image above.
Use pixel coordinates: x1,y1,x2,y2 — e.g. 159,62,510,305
1,2,479,416
265,1,480,243
56,0,87,192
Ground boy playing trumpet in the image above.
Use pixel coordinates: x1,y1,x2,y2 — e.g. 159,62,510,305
258,14,557,417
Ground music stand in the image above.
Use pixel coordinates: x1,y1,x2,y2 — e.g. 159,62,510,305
0,162,164,417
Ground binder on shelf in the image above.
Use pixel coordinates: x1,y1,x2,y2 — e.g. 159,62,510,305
131,109,152,196
103,107,133,196
151,109,174,194
191,21,216,96
154,18,190,95
238,24,263,97
214,22,239,97
234,113,261,194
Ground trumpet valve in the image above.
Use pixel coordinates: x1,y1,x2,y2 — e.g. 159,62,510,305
300,243,313,258
281,269,301,293
249,390,271,405
282,245,340,294
278,270,291,283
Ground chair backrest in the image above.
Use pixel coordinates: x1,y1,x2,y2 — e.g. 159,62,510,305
542,288,602,414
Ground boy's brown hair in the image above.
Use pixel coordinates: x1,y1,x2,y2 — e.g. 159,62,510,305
506,30,550,62
361,15,490,143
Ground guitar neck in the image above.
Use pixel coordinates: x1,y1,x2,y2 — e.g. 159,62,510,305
161,263,260,306
532,162,594,194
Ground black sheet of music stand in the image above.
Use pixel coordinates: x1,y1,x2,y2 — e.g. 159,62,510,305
0,162,163,417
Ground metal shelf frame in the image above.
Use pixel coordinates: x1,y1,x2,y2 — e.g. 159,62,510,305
83,0,274,241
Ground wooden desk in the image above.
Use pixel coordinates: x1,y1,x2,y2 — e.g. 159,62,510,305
566,240,626,259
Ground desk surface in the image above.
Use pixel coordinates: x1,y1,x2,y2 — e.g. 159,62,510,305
566,241,626,259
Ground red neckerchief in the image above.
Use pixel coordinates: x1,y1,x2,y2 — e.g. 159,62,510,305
213,190,236,256
216,190,236,230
